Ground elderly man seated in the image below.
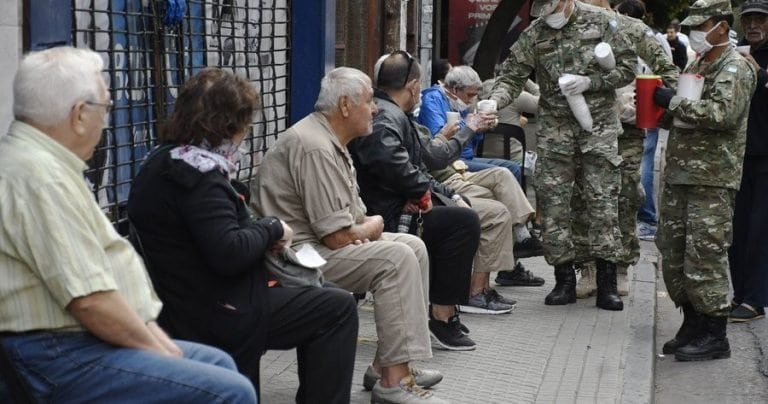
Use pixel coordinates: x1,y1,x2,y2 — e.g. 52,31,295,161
253,67,451,404
0,46,255,403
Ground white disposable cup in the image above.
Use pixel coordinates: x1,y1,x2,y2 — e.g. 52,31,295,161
674,73,705,129
559,75,593,132
476,99,498,113
446,111,460,126
736,45,751,56
595,42,616,70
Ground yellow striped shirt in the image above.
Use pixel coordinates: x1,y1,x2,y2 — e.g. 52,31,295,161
0,121,161,332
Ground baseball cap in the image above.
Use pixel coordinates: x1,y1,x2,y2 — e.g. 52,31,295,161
741,0,768,15
680,0,733,26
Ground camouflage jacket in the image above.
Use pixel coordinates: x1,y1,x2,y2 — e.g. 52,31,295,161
615,13,679,87
665,47,757,190
490,2,636,120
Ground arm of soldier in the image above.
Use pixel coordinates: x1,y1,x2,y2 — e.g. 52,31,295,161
588,40,636,92
669,62,757,130
490,35,536,109
639,35,680,87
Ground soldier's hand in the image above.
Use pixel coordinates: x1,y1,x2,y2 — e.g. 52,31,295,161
560,74,591,96
653,87,675,109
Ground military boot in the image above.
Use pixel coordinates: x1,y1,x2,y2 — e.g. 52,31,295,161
575,262,597,299
595,259,623,311
617,264,629,296
544,263,576,305
662,303,700,354
675,315,731,361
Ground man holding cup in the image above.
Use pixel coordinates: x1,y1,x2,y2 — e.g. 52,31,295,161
652,0,757,361
490,0,637,310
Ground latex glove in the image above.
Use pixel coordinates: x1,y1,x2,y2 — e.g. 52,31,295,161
653,87,675,109
560,74,591,96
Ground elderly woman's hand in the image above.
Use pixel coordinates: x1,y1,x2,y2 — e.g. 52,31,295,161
270,220,294,253
468,112,498,132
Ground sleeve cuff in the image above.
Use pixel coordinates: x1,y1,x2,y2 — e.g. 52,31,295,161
256,216,284,242
310,209,355,240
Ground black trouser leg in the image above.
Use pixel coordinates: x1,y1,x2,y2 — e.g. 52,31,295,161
266,285,359,404
420,206,480,305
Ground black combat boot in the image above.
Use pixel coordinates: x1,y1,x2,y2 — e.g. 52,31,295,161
675,315,731,361
595,259,623,311
662,303,700,354
544,263,576,305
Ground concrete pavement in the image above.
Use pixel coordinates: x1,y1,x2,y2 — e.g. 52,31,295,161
261,247,658,403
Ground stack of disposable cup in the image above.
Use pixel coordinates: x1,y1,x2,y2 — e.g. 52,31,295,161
595,42,615,70
559,74,593,132
673,73,705,129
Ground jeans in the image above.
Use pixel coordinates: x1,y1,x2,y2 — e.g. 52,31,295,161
463,157,523,184
637,128,658,225
2,332,257,403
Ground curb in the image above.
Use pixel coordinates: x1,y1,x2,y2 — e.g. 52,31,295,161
620,255,657,404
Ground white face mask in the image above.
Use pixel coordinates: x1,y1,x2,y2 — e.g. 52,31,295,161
544,0,571,29
445,86,470,112
689,21,727,54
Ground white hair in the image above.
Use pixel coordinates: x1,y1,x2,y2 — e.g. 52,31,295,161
444,65,482,90
14,46,104,126
314,67,372,114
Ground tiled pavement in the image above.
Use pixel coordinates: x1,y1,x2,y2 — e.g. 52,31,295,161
261,247,657,404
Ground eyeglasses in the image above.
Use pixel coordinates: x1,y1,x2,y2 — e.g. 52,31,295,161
379,50,415,88
85,99,113,113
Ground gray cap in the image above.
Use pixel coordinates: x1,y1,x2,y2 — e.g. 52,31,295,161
531,0,561,17
742,0,768,15
681,0,733,26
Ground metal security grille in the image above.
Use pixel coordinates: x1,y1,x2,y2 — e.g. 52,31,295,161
72,0,291,230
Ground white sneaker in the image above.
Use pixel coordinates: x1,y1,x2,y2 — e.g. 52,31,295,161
371,375,450,404
575,264,597,299
363,365,443,391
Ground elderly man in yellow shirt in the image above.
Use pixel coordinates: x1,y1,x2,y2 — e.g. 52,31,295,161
0,46,255,403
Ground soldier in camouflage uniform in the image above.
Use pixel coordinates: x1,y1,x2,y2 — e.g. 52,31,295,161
490,0,636,310
652,0,757,361
572,0,680,298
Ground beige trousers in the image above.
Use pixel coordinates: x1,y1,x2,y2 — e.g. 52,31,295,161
312,232,431,367
449,167,535,225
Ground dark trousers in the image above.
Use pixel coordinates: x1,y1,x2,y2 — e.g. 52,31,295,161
420,206,480,305
729,156,768,308
260,285,358,404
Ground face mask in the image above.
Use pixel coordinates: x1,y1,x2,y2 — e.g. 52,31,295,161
689,22,725,54
544,0,571,29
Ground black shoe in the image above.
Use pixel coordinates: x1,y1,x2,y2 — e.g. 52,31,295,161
729,304,765,323
495,262,545,287
544,263,576,305
662,303,701,354
429,314,476,351
595,259,623,311
675,315,731,361
513,237,544,258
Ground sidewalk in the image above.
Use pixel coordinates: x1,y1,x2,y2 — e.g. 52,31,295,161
261,248,658,403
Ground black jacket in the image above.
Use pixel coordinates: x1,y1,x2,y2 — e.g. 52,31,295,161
739,38,768,156
127,145,284,377
668,37,688,71
349,90,456,231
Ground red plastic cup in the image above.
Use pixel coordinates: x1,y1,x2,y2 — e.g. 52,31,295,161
635,75,664,129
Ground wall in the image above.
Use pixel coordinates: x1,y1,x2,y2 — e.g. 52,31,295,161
0,0,21,134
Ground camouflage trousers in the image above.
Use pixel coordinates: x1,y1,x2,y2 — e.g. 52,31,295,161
535,148,621,266
572,131,644,265
656,184,735,317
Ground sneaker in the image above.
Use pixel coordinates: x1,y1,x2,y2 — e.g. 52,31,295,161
729,303,765,323
575,263,597,299
371,375,449,404
363,365,444,391
429,314,477,351
513,236,544,258
495,262,545,286
485,288,517,306
458,289,516,314
637,222,657,241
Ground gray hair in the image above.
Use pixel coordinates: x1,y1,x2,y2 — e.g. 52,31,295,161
444,65,482,90
314,67,372,114
14,46,105,126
